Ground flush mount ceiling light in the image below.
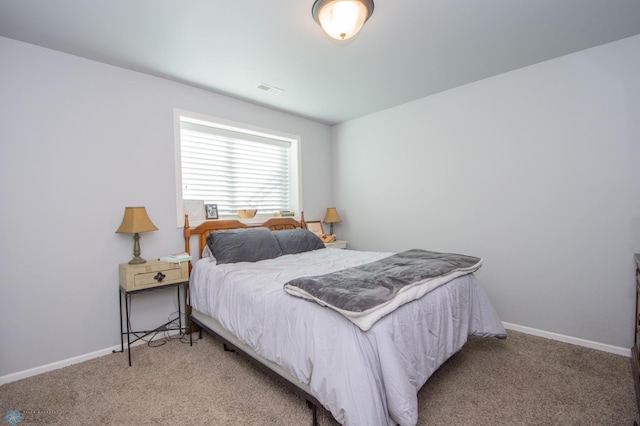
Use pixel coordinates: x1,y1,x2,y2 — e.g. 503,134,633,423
312,0,374,40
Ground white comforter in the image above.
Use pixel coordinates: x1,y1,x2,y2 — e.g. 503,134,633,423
190,248,506,426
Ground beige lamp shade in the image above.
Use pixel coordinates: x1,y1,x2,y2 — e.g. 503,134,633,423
116,207,158,264
116,207,158,234
323,207,342,224
323,207,342,235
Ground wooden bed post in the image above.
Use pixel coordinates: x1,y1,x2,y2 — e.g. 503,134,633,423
183,214,195,333
184,214,191,255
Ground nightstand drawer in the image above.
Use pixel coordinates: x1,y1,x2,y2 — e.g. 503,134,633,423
119,260,189,291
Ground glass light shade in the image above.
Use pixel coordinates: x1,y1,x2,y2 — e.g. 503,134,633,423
313,0,374,40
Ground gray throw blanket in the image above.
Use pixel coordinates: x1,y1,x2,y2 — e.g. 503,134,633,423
284,249,482,314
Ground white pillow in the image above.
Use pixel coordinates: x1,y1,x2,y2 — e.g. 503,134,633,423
201,246,216,262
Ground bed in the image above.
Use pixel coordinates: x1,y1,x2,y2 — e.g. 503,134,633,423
183,215,506,426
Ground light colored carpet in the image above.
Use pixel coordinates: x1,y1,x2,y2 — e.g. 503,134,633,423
1,330,637,425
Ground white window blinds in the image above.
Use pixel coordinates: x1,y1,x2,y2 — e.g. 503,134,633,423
178,114,298,218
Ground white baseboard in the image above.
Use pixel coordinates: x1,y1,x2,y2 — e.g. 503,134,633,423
502,322,630,357
1,325,630,386
0,330,182,385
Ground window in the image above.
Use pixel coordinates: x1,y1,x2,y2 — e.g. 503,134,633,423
174,110,301,226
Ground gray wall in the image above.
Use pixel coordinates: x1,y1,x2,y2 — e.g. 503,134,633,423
332,35,640,349
0,37,332,377
2,32,639,379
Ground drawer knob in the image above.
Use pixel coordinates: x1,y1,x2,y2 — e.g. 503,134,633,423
154,272,166,282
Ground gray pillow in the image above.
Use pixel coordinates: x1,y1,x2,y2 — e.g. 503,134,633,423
206,227,282,264
273,228,325,255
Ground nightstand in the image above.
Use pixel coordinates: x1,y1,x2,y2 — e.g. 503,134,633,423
325,240,347,249
116,260,189,366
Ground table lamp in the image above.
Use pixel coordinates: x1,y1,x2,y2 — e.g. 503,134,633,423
115,206,158,264
323,207,342,235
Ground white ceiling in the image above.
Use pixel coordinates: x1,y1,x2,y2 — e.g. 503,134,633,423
2,0,640,125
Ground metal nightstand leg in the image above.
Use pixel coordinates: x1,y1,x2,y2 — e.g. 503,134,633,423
124,292,133,366
113,287,132,366
118,289,124,353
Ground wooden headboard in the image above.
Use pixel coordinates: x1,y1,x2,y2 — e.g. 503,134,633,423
183,212,307,261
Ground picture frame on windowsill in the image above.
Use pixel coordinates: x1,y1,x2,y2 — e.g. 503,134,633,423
205,203,219,220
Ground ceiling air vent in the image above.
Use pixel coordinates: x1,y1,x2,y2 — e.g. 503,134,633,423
257,83,284,95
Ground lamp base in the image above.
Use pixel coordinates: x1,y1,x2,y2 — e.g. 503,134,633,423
128,233,147,264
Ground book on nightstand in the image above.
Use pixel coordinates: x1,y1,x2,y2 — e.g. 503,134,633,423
159,252,192,263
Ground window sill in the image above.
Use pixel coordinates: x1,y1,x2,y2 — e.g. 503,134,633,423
180,215,301,228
